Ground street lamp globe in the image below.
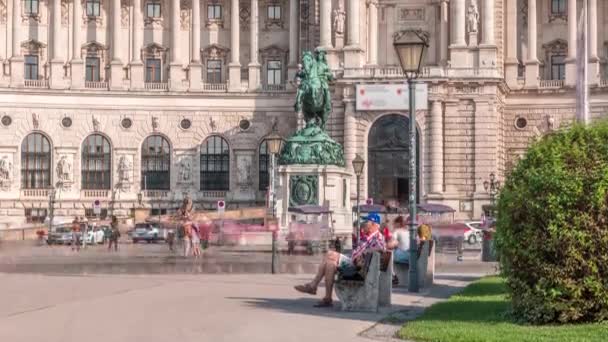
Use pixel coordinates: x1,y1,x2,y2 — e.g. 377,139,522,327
352,154,365,176
266,131,283,155
393,29,429,78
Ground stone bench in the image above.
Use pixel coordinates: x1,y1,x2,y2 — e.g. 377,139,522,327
394,240,435,289
333,251,393,312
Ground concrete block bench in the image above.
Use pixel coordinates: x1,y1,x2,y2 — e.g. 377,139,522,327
394,240,435,289
334,251,393,312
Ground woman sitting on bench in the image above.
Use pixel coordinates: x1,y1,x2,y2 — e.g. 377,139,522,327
294,213,387,307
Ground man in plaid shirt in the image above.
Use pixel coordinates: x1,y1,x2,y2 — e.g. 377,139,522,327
294,213,386,307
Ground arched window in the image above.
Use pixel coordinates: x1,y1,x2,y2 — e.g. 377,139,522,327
81,134,112,190
21,133,52,189
200,136,229,191
259,140,270,191
141,135,171,190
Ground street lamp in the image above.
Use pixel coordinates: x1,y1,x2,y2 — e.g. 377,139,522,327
483,173,501,208
351,154,365,246
48,188,57,237
394,29,428,293
266,131,283,274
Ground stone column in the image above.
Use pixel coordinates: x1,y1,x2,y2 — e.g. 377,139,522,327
248,0,261,90
169,0,185,90
228,0,242,91
190,0,202,90
589,0,599,85
525,0,539,88
10,0,24,87
343,100,357,199
131,0,144,89
504,0,518,87
439,0,448,66
481,0,494,45
366,0,378,65
344,0,362,67
110,0,124,89
450,0,466,47
287,0,299,83
319,0,332,48
50,0,67,88
71,0,84,89
565,0,577,86
430,100,443,194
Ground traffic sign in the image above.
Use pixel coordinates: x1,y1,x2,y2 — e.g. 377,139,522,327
93,200,101,215
366,198,374,206
217,200,225,214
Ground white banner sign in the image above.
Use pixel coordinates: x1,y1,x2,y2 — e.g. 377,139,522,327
355,83,428,111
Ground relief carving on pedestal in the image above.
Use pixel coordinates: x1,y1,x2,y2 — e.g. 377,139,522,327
0,155,13,191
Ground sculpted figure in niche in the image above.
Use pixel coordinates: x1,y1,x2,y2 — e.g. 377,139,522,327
118,156,132,183
467,3,479,33
56,156,72,182
0,157,12,185
333,3,345,36
179,157,192,183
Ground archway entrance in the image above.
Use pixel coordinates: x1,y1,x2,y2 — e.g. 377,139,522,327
367,114,419,206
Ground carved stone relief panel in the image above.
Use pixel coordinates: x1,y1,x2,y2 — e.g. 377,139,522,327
0,153,14,191
0,0,7,24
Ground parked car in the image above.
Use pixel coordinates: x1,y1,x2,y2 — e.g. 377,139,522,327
47,226,74,245
84,227,106,245
132,223,163,243
464,221,483,244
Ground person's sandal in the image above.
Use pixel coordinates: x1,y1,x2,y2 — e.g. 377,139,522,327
294,284,317,295
313,298,333,308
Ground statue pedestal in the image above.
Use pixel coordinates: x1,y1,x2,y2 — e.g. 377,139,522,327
275,164,353,237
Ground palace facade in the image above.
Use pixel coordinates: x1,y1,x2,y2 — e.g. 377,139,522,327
0,0,606,226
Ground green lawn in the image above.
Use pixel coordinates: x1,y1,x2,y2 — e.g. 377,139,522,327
398,277,608,342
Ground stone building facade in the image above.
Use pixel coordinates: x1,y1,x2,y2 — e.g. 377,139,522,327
0,0,605,225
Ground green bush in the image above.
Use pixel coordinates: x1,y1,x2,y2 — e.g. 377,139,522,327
496,122,608,324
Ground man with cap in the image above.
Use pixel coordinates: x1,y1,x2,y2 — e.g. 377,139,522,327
294,212,386,307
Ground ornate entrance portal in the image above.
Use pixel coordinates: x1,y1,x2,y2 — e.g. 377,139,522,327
367,114,419,206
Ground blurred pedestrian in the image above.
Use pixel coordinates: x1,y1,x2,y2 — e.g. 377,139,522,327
183,219,193,257
71,217,81,252
108,216,120,252
166,229,176,252
191,223,202,258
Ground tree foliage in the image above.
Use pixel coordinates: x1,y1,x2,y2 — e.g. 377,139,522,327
496,122,608,324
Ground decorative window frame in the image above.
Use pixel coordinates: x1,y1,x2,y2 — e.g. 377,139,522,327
201,44,230,83
548,0,567,23
21,39,47,80
21,0,43,23
144,0,164,28
81,41,108,81
542,38,567,80
263,0,283,30
206,0,224,28
142,42,169,81
83,0,104,25
259,45,287,86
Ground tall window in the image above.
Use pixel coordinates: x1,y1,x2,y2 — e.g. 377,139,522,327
24,0,39,15
25,208,47,223
267,4,281,20
551,55,566,80
208,4,222,19
206,60,222,83
146,1,162,17
85,57,101,82
24,55,38,80
141,135,171,190
267,60,282,85
146,58,162,82
81,134,112,190
551,0,566,15
258,140,270,191
86,0,101,16
200,136,229,191
21,133,51,189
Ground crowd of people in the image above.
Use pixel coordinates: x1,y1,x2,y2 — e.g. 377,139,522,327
68,216,121,252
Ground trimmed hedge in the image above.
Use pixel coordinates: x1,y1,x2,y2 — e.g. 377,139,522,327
496,122,608,324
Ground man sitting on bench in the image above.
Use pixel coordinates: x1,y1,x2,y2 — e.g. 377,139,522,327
294,213,386,308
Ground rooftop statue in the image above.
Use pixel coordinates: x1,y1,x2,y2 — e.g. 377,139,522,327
279,49,345,167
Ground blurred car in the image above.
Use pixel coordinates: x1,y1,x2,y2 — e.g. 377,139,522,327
47,226,74,245
131,222,163,243
83,227,106,245
464,221,483,244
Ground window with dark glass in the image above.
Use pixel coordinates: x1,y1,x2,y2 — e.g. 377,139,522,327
206,59,222,83
85,57,101,82
267,60,282,85
208,4,222,19
146,1,162,17
81,134,112,190
141,135,171,190
267,4,281,20
21,133,51,189
85,208,108,219
200,136,229,191
146,58,162,82
24,0,39,15
551,55,566,80
25,209,47,223
551,0,566,15
86,0,101,16
24,55,38,80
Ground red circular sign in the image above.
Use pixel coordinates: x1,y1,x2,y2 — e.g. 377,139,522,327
218,201,225,208
94,200,100,206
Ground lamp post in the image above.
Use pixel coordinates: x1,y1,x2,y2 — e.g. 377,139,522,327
351,154,365,246
266,131,283,274
483,173,501,208
48,188,57,237
394,29,428,293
